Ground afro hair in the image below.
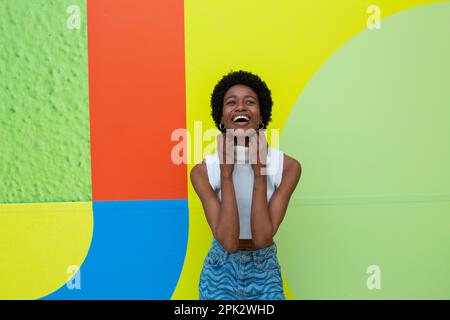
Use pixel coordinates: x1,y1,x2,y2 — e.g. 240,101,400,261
210,70,273,132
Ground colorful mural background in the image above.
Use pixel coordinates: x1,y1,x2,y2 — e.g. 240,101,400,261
0,0,449,299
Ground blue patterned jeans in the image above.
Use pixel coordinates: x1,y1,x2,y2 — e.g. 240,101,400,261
199,238,286,300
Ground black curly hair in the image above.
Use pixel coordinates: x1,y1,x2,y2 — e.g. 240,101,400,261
210,70,273,132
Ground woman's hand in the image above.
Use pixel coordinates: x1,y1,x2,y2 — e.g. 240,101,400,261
249,130,268,177
217,132,234,178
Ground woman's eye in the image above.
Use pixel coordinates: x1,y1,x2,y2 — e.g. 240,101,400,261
246,100,255,104
227,101,235,105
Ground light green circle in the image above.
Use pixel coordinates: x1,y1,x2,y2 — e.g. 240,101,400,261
279,3,450,299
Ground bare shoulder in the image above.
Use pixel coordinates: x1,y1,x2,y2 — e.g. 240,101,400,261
190,161,207,183
283,153,302,177
190,161,217,202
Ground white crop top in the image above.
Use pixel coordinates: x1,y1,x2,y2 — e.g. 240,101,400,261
204,146,284,239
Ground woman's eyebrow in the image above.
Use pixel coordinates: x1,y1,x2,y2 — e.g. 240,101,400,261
224,95,236,101
224,94,256,100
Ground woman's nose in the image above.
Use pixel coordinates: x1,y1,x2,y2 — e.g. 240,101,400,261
236,101,246,110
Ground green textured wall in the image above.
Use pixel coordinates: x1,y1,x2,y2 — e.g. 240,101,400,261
0,0,91,203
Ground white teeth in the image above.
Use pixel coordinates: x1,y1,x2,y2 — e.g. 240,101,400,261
232,115,250,122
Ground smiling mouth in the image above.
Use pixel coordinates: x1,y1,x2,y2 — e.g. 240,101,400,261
232,115,250,123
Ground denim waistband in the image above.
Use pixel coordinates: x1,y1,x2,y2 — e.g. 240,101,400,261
211,238,277,261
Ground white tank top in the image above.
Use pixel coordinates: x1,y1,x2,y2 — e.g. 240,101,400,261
204,146,284,239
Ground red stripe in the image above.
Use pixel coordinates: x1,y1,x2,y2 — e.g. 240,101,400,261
87,0,186,200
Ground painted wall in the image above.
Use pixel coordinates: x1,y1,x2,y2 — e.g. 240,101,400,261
1,0,449,299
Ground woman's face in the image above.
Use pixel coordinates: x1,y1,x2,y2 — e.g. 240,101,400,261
221,84,262,134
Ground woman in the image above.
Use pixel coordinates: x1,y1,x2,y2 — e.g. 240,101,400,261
190,70,302,300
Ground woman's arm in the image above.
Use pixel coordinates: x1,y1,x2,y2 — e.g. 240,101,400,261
251,155,302,249
190,134,240,252
190,163,240,252
216,171,240,251
269,155,302,235
250,173,272,249
251,150,302,249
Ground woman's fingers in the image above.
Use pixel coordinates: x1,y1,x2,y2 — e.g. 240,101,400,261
217,132,234,164
225,132,235,164
258,130,268,166
249,131,268,166
249,134,258,165
217,133,224,163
